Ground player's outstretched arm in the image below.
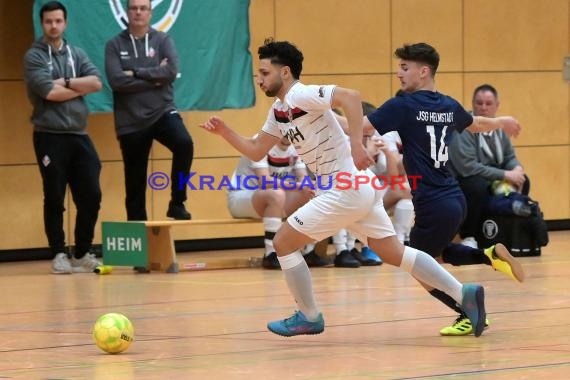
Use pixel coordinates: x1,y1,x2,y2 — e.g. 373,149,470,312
467,116,521,137
200,116,277,161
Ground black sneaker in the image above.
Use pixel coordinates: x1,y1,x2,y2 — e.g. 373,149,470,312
303,250,330,267
167,202,192,220
334,250,360,268
262,252,281,269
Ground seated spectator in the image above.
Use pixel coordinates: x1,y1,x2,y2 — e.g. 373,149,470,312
227,136,329,269
366,128,414,245
448,84,530,248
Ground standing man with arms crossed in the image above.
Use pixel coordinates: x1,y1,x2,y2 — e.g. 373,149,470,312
24,1,103,273
105,0,193,221
202,39,487,338
363,43,524,336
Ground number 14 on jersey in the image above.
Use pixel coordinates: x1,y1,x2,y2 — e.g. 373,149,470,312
426,125,449,168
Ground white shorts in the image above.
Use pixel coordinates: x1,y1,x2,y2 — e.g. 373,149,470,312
227,190,261,219
287,172,395,243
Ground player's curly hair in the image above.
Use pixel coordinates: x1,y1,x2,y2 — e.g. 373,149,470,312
258,38,304,79
394,43,440,76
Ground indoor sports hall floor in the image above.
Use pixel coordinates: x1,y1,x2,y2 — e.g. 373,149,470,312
0,231,568,379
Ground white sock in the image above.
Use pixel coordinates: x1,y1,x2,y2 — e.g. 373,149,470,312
400,246,463,303
394,199,414,243
303,243,315,255
263,217,282,256
277,251,320,320
346,232,356,251
333,229,347,255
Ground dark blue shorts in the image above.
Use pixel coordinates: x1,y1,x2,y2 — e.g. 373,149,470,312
410,194,467,258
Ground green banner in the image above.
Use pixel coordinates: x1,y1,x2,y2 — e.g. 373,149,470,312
102,222,148,267
32,0,255,112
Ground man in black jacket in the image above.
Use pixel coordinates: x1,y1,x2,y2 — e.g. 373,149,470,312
105,0,194,221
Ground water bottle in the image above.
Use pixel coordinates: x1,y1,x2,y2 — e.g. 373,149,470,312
94,265,113,274
248,257,262,268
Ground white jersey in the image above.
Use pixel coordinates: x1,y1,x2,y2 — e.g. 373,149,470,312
230,144,305,188
370,130,401,176
261,82,358,190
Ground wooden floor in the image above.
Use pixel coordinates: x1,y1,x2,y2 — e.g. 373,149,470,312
0,231,569,379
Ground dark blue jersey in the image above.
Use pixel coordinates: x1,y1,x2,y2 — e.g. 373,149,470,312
367,90,473,206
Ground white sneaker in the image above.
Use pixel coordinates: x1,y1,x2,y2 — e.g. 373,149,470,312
71,253,102,273
461,236,478,249
52,252,73,274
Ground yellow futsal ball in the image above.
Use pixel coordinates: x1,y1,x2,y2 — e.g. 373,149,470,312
92,313,134,354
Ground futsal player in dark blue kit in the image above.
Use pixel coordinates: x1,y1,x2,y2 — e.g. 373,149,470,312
364,43,525,336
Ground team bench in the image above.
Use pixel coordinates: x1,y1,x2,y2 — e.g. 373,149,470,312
101,219,261,273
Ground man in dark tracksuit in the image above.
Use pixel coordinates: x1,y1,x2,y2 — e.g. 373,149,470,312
104,0,194,221
24,1,102,274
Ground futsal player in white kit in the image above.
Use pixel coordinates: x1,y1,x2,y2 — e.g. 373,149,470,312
200,39,487,338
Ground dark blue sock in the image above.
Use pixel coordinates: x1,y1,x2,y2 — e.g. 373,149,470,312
441,243,491,266
429,288,464,315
